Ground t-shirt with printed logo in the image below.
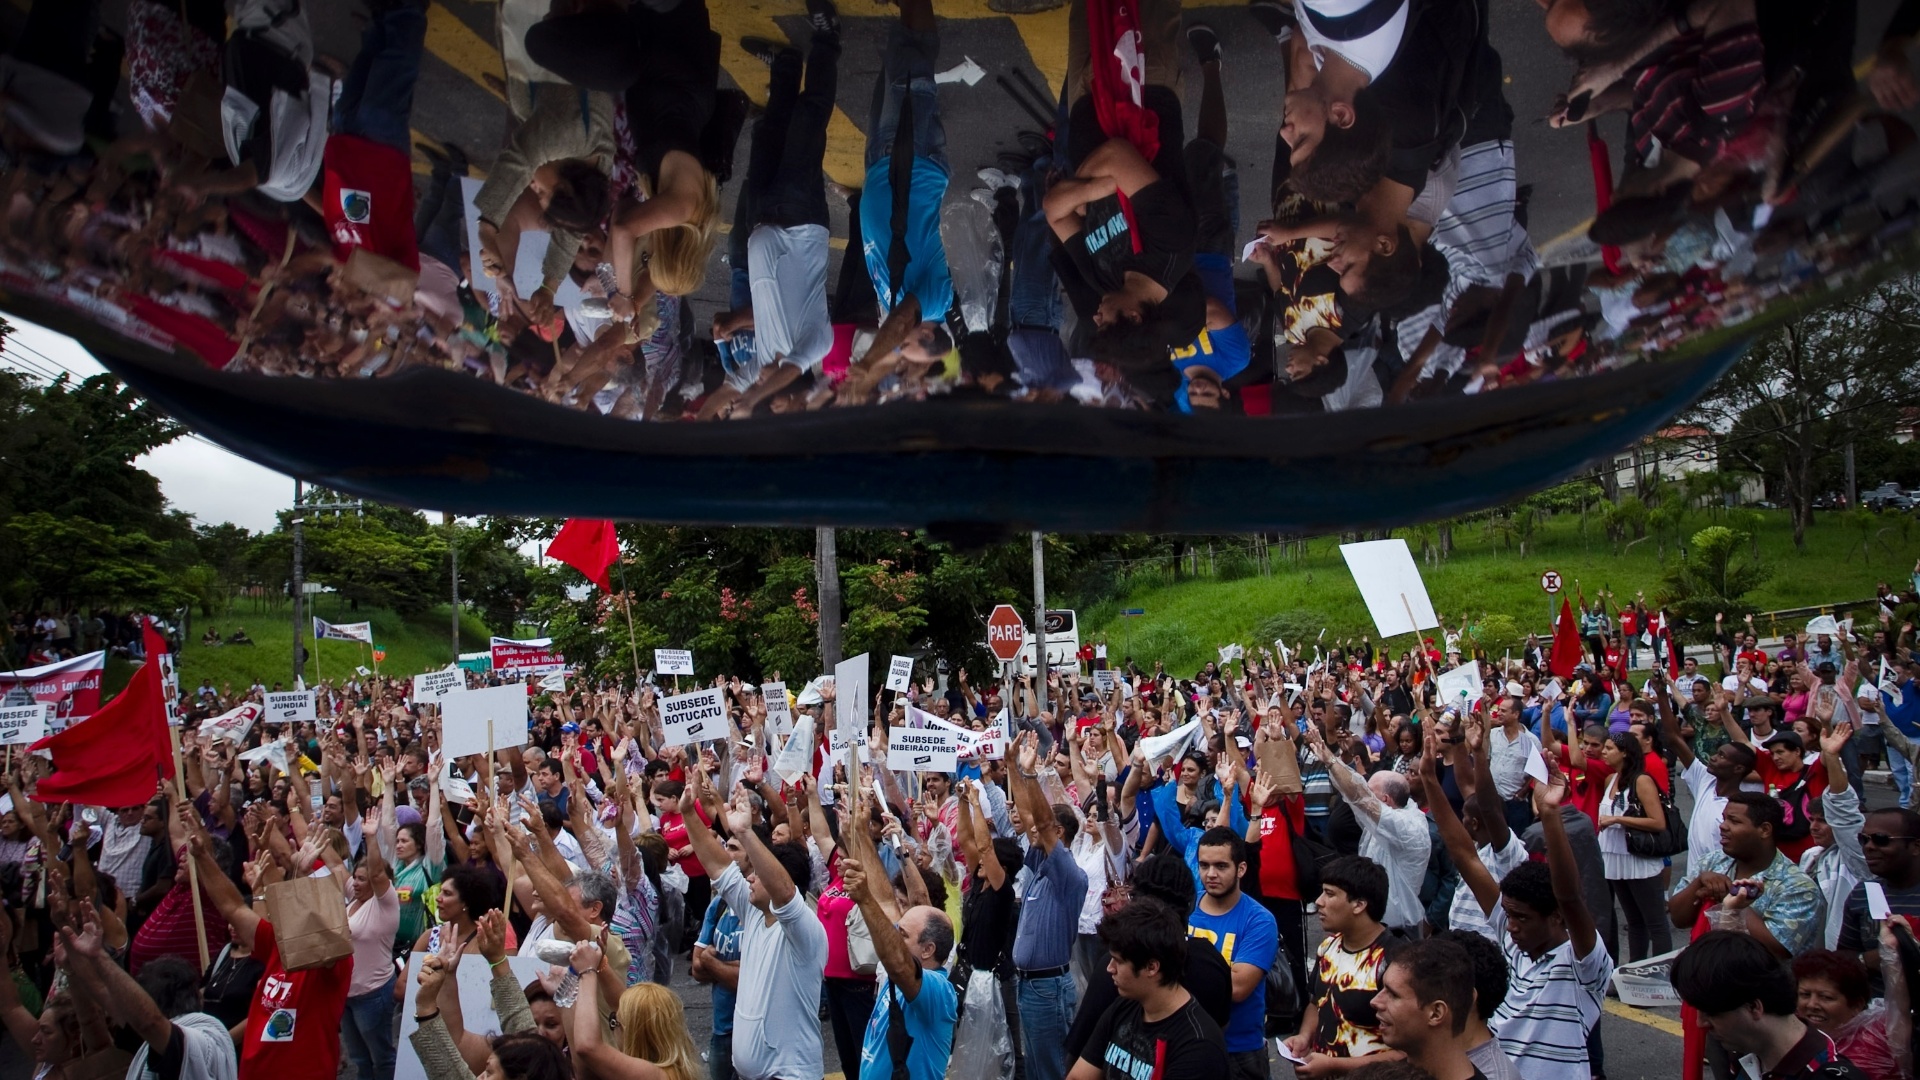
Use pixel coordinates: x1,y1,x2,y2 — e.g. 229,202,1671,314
240,918,354,1080
1077,994,1229,1080
322,134,420,272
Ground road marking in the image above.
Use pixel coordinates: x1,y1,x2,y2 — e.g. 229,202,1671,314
1604,997,1686,1037
428,3,506,101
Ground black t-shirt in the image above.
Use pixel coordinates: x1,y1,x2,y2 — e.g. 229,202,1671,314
959,875,1019,975
1078,993,1230,1080
201,945,266,1029
1066,938,1233,1061
1363,0,1484,191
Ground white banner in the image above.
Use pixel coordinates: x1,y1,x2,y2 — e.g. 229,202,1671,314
773,716,815,783
0,704,51,745
1139,718,1203,767
834,654,869,737
262,691,317,724
413,667,465,702
660,687,727,745
441,684,530,759
965,722,1006,761
313,618,373,643
198,703,262,744
654,649,695,676
889,724,960,773
885,655,915,693
397,954,549,1080
1339,539,1439,638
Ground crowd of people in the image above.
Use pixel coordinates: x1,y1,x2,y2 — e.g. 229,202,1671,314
0,0,1916,418
1,576,1919,1080
6,609,161,667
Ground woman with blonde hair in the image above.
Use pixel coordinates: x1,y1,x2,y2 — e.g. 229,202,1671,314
523,0,725,306
566,940,703,1080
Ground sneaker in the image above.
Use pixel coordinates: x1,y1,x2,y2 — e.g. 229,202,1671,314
1248,0,1297,41
740,36,787,67
969,187,999,212
805,0,840,37
1187,22,1222,64
976,166,1011,191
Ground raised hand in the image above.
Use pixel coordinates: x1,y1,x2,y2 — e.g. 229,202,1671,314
1821,721,1854,758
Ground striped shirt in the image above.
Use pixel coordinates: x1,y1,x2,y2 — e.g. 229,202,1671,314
1626,25,1767,166
1450,833,1529,943
1487,905,1612,1080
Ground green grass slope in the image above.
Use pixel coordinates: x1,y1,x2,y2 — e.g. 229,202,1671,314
174,602,492,692
1084,511,1919,674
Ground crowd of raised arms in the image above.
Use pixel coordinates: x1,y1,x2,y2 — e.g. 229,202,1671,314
1,0,1918,416
1,577,1920,1080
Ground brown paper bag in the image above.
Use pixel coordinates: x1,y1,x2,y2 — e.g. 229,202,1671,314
343,246,419,309
264,875,352,972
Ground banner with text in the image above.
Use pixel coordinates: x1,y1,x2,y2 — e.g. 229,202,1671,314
0,651,105,733
660,687,728,745
490,637,565,679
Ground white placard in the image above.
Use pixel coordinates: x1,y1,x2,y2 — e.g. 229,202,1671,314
1868,881,1892,921
397,953,550,1080
198,703,261,744
1218,644,1243,664
1339,539,1440,639
660,687,727,745
1093,669,1116,695
834,654,870,736
885,655,915,693
888,724,960,772
414,667,465,702
262,691,317,725
441,684,531,759
1435,661,1483,710
538,671,568,693
0,704,51,745
762,682,792,735
355,665,373,677
773,716,815,783
1139,717,1203,767
654,649,695,676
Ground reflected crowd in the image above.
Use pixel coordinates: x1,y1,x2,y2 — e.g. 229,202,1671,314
0,0,1917,418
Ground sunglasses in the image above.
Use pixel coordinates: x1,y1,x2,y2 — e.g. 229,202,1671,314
1862,833,1917,847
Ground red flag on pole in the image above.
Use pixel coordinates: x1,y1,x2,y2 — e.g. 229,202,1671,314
548,519,621,592
1660,611,1683,680
1085,0,1158,253
1550,597,1583,679
31,620,174,806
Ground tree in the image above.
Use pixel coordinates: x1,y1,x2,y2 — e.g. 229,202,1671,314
2,513,183,613
1658,526,1769,635
1685,279,1920,549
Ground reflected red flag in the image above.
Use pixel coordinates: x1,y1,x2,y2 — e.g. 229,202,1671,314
1550,597,1582,679
30,619,174,806
549,519,620,591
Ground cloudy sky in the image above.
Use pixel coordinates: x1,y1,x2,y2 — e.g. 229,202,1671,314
6,317,297,533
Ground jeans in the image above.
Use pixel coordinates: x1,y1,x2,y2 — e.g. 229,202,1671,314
332,0,427,155
864,21,947,172
415,171,466,271
1016,972,1076,1080
823,975,877,1080
1228,1046,1271,1080
709,1030,734,1080
1009,155,1061,332
1892,750,1912,806
341,974,398,1080
747,38,839,230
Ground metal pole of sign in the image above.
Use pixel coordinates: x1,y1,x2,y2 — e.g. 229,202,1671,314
1032,532,1047,721
291,481,305,687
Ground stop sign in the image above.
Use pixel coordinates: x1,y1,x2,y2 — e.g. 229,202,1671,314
986,605,1026,662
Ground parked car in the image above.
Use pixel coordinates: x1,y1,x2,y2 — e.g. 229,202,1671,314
1864,483,1915,511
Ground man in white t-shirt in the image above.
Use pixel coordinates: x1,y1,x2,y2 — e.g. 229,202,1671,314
1305,724,1430,933
1425,747,1611,1080
1651,675,1762,873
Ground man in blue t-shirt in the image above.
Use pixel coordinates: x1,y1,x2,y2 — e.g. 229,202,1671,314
692,892,743,1080
847,0,953,403
1190,826,1280,1079
842,839,957,1080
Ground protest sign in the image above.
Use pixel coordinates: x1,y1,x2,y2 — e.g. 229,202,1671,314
772,717,815,783
834,654,869,736
198,703,262,744
1338,540,1439,639
312,618,373,643
413,667,465,702
762,682,792,735
1093,669,1116,695
489,637,564,679
0,704,51,745
441,684,530,759
654,649,695,676
1218,644,1243,664
0,651,105,732
660,687,727,745
889,724,960,772
263,691,317,724
967,723,1007,760
1435,661,1483,711
885,655,915,693
355,665,373,677
397,954,548,1080
1139,718,1203,767
538,671,568,693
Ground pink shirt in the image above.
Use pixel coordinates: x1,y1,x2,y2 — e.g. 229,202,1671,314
347,885,400,997
816,851,872,982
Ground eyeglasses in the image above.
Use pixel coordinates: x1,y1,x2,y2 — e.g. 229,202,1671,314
1862,833,1917,847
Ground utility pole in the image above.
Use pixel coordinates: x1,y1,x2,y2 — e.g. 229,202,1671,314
1033,531,1047,720
817,527,842,669
445,512,460,657
291,480,305,687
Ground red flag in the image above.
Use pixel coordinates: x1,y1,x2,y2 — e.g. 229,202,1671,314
31,620,174,807
1086,0,1159,254
1587,126,1623,275
1660,611,1683,680
1550,597,1582,679
548,519,620,591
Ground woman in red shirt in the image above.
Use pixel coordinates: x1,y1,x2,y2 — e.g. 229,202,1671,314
649,779,708,948
1241,715,1309,1022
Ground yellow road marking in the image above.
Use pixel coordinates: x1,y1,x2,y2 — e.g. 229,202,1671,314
428,3,506,101
1604,997,1686,1037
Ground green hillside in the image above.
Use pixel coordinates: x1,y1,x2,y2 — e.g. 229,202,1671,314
174,600,493,692
1083,510,1918,675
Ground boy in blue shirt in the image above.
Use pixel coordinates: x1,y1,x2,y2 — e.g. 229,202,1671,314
1189,826,1281,1080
